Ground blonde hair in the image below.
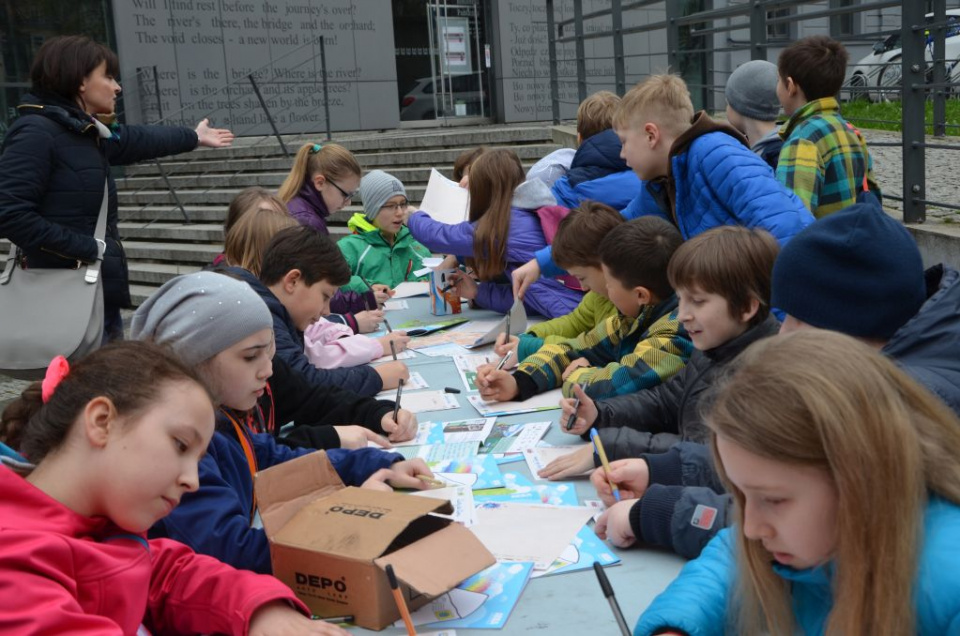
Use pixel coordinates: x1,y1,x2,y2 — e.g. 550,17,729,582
706,330,960,636
613,75,695,138
224,204,298,277
277,143,362,203
466,149,525,281
577,90,620,141
225,187,286,235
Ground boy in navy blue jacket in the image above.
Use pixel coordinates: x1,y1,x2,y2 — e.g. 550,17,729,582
511,74,814,300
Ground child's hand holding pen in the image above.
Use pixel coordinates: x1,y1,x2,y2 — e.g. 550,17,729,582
380,407,418,443
493,331,520,360
371,284,394,305
445,270,478,300
590,457,650,507
559,383,598,435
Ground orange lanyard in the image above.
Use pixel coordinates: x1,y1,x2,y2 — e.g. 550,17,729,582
220,408,258,522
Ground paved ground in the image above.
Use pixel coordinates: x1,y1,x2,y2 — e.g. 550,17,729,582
3,125,959,410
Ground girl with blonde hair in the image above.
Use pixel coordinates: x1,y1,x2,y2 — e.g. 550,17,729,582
635,329,960,636
407,148,582,318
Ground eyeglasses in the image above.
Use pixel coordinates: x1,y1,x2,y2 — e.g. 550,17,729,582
380,200,409,212
326,178,357,202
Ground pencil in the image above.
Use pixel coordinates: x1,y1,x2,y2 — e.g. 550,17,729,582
590,428,621,502
565,385,581,431
385,564,417,635
593,563,631,636
392,379,404,424
390,340,398,361
504,313,511,342
416,474,446,488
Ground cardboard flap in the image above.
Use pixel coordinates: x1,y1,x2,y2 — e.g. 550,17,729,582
272,487,454,559
255,451,344,537
375,523,496,596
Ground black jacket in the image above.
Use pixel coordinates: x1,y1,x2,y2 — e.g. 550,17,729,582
0,92,198,307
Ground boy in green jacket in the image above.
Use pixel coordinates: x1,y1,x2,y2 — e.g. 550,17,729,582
337,170,432,293
495,202,621,363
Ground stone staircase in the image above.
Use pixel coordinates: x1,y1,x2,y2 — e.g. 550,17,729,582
112,124,562,306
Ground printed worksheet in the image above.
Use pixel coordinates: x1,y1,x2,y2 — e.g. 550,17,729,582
467,388,563,418
470,502,595,569
530,526,621,578
383,299,409,311
523,444,593,478
401,390,460,414
392,281,431,298
370,349,417,365
410,485,477,527
453,354,496,392
375,371,428,398
479,421,551,455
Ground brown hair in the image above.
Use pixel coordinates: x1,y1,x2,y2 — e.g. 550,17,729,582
224,187,286,235
466,149,525,281
453,147,486,182
613,75,695,138
277,143,362,203
577,90,620,141
0,342,211,463
553,201,624,269
667,226,779,327
778,35,849,101
30,35,120,104
259,225,351,287
224,204,298,277
599,216,682,300
706,330,960,635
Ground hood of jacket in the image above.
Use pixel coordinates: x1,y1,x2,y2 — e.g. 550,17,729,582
224,266,300,334
884,265,960,414
345,212,419,249
16,92,100,138
288,180,330,220
511,178,557,211
566,128,630,187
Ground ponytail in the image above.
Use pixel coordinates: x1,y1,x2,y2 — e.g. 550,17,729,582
0,382,42,451
277,142,361,203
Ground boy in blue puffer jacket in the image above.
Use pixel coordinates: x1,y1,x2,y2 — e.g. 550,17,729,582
511,74,815,300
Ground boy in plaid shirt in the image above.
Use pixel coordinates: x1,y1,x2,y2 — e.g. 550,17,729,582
776,35,880,218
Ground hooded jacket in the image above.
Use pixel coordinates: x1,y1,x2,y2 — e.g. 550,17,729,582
227,266,384,396
551,128,644,211
286,180,330,233
338,213,433,292
0,93,199,308
634,497,960,635
536,112,814,278
0,465,307,633
407,179,583,318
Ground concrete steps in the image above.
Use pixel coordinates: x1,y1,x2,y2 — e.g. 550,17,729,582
115,123,564,306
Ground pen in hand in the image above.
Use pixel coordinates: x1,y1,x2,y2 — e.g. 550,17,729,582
565,385,582,431
392,378,405,425
495,349,513,371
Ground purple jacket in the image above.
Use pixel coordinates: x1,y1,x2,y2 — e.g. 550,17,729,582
286,182,330,234
407,180,583,318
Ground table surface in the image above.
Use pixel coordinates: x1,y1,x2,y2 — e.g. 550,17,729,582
351,298,685,635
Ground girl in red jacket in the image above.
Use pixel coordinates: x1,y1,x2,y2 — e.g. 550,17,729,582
0,341,346,635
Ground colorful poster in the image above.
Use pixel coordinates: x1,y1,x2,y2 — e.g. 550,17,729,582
474,472,579,507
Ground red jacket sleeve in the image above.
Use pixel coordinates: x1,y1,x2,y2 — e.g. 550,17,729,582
145,538,309,635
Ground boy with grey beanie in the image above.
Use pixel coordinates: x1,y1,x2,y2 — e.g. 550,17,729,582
724,59,783,169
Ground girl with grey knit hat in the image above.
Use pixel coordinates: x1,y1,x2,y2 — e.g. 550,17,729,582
131,270,434,574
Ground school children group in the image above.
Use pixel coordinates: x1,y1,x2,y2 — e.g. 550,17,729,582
1,33,959,635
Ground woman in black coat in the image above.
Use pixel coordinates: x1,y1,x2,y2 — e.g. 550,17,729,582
0,35,233,340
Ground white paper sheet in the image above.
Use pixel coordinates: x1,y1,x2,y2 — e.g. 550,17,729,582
469,502,595,569
419,168,470,225
464,299,527,349
467,388,563,418
401,390,460,414
392,281,431,298
410,485,477,527
383,299,409,311
523,445,593,478
376,371,428,397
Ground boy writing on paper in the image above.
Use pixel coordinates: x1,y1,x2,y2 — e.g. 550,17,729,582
493,202,622,364
476,217,692,403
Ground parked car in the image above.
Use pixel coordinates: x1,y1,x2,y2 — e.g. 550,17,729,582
847,10,960,102
400,74,484,120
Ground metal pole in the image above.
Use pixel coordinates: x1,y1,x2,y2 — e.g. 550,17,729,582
574,0,587,104
248,74,290,157
547,0,560,124
665,0,681,74
901,0,926,223
319,36,332,141
473,2,485,118
611,0,625,96
749,0,768,61
427,3,440,121
152,159,190,224
932,0,946,137
151,65,163,122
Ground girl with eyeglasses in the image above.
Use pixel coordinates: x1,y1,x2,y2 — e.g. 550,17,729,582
278,142,387,334
337,170,432,292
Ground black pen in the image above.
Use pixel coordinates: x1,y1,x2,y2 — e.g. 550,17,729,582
504,312,512,342
390,340,398,361
392,379,404,424
320,615,354,624
565,385,581,431
593,562,630,636
360,276,377,310
384,317,393,333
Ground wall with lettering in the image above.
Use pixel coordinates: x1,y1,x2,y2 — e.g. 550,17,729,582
113,0,398,134
492,0,667,123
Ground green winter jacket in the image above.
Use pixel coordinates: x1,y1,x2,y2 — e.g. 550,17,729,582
517,292,618,360
338,213,433,292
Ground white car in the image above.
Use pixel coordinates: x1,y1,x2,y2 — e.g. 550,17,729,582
399,75,484,121
847,10,960,102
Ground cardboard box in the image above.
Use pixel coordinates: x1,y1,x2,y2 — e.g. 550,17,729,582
429,267,463,316
256,452,495,630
